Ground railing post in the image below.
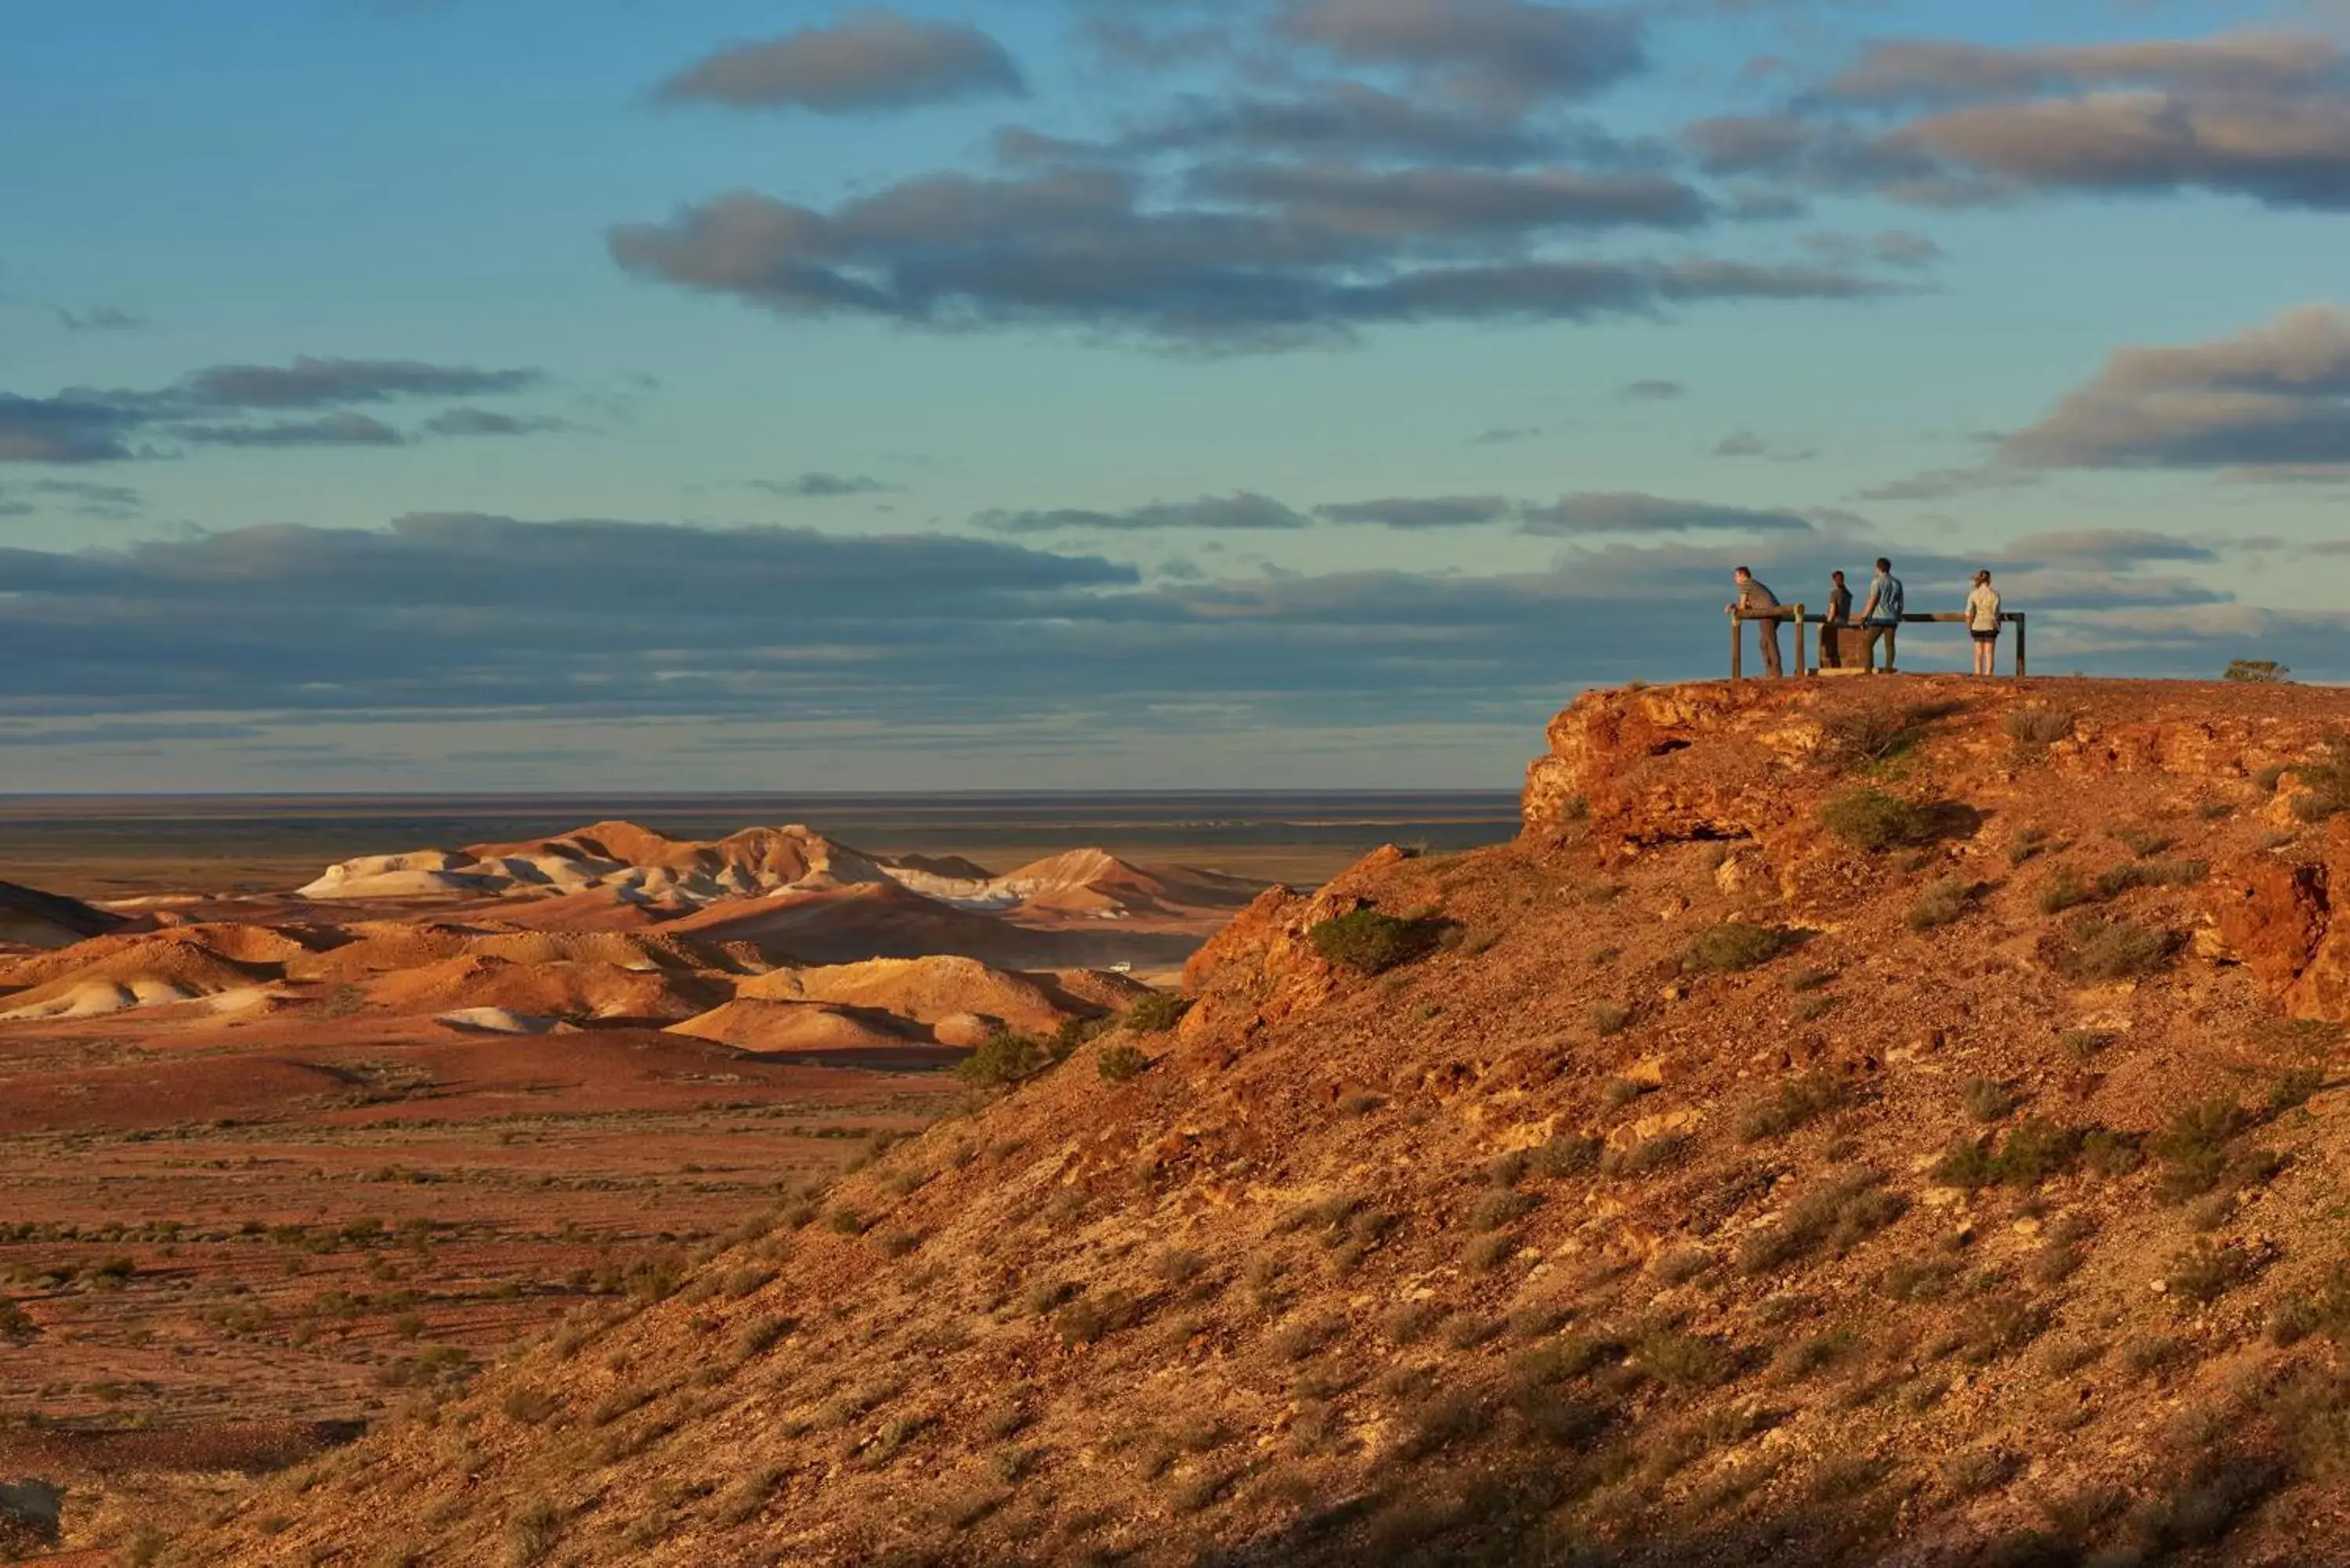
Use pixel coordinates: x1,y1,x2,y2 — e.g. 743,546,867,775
1795,604,1808,678
2015,613,2027,679
1730,611,1743,681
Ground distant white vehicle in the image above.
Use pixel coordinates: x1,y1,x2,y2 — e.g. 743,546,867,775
1110,962,1134,974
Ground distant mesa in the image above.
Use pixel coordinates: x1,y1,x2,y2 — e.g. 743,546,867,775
0,879,128,950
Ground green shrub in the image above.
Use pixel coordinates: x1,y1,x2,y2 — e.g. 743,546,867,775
1961,1077,2016,1123
1907,877,1974,930
1531,1134,1603,1180
1820,703,1951,769
1097,1043,1150,1083
2290,735,2350,823
1739,1168,1903,1274
1932,1118,2084,1189
2226,660,2290,683
2005,707,2077,747
2008,826,2053,866
954,1027,1060,1088
1637,1328,1734,1388
1126,992,1189,1033
1308,910,1436,974
1819,789,1936,852
1735,1071,1849,1143
1681,922,1799,973
2165,1241,2258,1306
1588,1002,1634,1037
1468,1190,1541,1232
2050,913,2175,981
2037,869,2095,914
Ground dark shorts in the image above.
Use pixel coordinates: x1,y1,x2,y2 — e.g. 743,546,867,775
1972,630,1999,643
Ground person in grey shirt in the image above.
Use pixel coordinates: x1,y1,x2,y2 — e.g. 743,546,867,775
1728,566,1784,677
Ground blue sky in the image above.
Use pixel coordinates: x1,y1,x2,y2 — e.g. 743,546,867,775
3,0,2348,790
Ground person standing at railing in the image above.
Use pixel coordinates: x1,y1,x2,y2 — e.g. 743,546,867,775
1820,569,1853,670
1965,569,2004,677
1859,556,1904,674
1727,566,1784,677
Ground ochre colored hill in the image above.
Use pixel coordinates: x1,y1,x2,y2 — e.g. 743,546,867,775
175,679,2350,1568
0,880,125,950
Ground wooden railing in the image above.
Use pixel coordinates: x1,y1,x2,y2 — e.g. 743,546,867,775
1729,608,2028,679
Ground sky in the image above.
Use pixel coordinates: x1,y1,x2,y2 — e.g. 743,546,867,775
4,0,2348,792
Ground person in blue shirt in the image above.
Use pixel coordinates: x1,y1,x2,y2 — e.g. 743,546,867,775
1859,556,1904,674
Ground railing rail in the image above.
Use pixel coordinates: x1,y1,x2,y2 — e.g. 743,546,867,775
1729,609,2026,679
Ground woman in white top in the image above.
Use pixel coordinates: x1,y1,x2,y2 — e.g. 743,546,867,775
1966,570,2003,677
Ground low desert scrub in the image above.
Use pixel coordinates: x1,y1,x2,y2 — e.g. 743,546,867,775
1907,877,1976,930
2004,706,2076,749
2150,1096,2253,1204
1468,1190,1541,1231
1961,1076,2017,1123
1126,992,1189,1032
1463,1233,1517,1271
2093,858,2209,899
1096,1042,1150,1083
2165,1241,2262,1306
1792,993,1836,1021
1933,1118,2087,1190
2288,735,2350,822
1381,1300,1443,1346
1734,1071,1849,1143
1440,1312,1502,1350
2037,869,2095,914
1820,702,1950,769
504,1498,563,1566
1600,1132,1692,1180
1390,1389,1486,1460
1266,1315,1343,1361
1057,1289,1141,1347
2109,826,2176,858
1638,1327,1735,1388
955,1025,1076,1088
2049,912,2175,981
2270,1066,2324,1114
1653,1243,1715,1285
1739,1168,1903,1274
1601,1075,1655,1110
1680,922,1798,974
1588,1002,1634,1038
2008,826,2053,866
1308,910,1437,974
1788,965,1832,992
1531,1133,1603,1179
1818,789,1936,852
500,1388,559,1425
1773,1328,1863,1382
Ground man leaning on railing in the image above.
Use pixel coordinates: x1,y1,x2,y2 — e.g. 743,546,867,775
1727,566,1784,678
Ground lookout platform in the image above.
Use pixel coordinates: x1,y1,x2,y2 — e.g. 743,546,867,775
1729,606,2028,679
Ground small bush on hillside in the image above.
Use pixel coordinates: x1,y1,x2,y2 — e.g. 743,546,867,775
1308,910,1436,975
1126,992,1189,1033
1820,703,1953,769
1907,878,1975,931
1469,1190,1541,1231
1602,1133,1693,1180
1602,1075,1656,1110
2151,1097,2253,1204
2037,869,2095,914
2008,826,2054,866
1961,1077,2016,1123
2227,660,2290,683
2051,913,2175,981
1532,1134,1603,1180
1736,1072,1850,1144
2110,827,2175,858
1589,1002,1634,1037
2166,1241,2260,1306
1097,1043,1150,1083
955,1028,1059,1089
1933,1118,2086,1189
504,1499,563,1566
1739,1169,1902,1274
2290,735,2350,823
1681,922,1799,973
1819,789,1937,852
2094,860,2210,900
2005,707,2076,750
1638,1328,1735,1388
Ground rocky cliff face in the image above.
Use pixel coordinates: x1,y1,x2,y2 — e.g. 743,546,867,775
1527,676,2350,1021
